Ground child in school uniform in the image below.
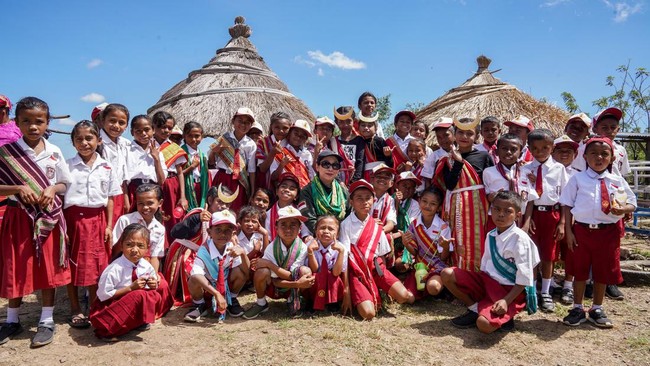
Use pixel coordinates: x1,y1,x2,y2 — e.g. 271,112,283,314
334,106,365,184
504,115,534,164
257,112,292,191
64,121,123,329
433,118,493,273
393,171,423,272
238,205,269,259
0,97,71,347
125,115,167,208
403,139,427,194
386,110,416,171
243,206,314,319
401,188,453,299
208,107,257,212
266,172,313,242
443,191,539,333
358,113,393,181
184,210,250,322
249,187,272,212
422,117,455,189
521,129,568,313
474,116,501,164
152,111,189,242
560,136,636,328
165,186,236,305
305,215,348,312
98,104,131,224
357,91,385,138
482,133,538,233
312,116,357,185
341,180,415,320
113,184,166,272
410,119,434,158
562,113,592,173
269,119,315,188
370,163,397,235
181,121,210,210
247,121,265,144
90,224,173,340
169,125,183,146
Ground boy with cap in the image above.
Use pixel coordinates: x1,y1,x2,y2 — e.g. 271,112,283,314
184,210,250,322
385,110,416,170
208,107,257,211
340,180,415,320
91,102,109,127
562,113,591,173
504,115,534,164
269,119,315,188
560,136,636,328
474,116,501,164
247,121,265,144
243,206,314,319
422,117,455,189
370,163,397,235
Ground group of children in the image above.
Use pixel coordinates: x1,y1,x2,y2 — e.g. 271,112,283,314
0,92,637,347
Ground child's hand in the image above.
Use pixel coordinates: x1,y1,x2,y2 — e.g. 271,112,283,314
150,140,160,162
130,277,147,290
565,230,577,252
527,220,536,235
38,186,57,209
401,230,415,247
439,235,454,249
302,235,314,244
18,185,39,205
272,141,283,156
526,172,536,183
215,293,227,312
403,161,413,172
394,188,403,204
610,206,626,216
178,197,189,211
296,274,315,289
307,240,319,254
200,209,211,222
104,227,113,247
146,276,159,290
450,146,463,162
491,299,508,315
252,238,262,253
210,141,226,155
280,154,293,167
191,155,201,169
250,257,258,271
314,136,327,156
341,286,352,316
332,241,345,253
554,222,565,241
383,146,394,157
229,246,245,258
257,225,269,237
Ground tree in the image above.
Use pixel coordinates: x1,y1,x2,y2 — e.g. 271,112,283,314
405,101,426,114
561,92,580,114
376,94,393,136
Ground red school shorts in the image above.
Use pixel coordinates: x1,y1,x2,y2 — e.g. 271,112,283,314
530,208,561,262
350,257,400,306
568,223,623,285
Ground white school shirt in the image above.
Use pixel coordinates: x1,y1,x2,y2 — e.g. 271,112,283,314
392,133,414,155
559,168,637,225
269,140,315,179
520,158,567,206
338,212,391,257
182,144,203,183
409,214,453,252
64,153,123,209
11,138,71,191
482,164,539,212
571,141,587,173
214,132,256,174
481,223,540,287
401,198,421,224
155,139,187,174
306,240,348,273
424,146,434,158
237,231,263,254
112,212,166,257
564,165,579,180
100,129,130,184
96,255,157,302
371,192,397,225
190,240,242,278
262,238,309,279
265,204,312,239
125,142,167,182
422,148,447,179
570,141,630,177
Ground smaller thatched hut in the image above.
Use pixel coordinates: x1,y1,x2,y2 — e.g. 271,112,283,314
148,16,315,137
418,55,569,146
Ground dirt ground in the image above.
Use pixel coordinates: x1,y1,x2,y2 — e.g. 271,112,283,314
1,237,649,366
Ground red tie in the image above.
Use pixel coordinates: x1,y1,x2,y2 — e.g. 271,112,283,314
131,266,138,282
600,178,611,214
232,148,241,179
535,164,543,197
313,250,329,311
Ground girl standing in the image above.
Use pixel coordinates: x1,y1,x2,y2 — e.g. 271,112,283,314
125,115,166,209
256,112,292,191
99,104,130,223
181,121,210,210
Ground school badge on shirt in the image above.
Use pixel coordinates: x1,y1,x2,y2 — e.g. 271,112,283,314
46,165,55,180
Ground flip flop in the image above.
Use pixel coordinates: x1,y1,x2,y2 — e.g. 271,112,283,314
68,314,91,329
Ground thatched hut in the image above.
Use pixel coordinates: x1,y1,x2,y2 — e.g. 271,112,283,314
148,16,314,137
418,55,569,145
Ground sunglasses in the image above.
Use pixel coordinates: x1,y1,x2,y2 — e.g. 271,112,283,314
319,161,341,170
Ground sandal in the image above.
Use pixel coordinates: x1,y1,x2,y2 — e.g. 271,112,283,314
68,314,91,329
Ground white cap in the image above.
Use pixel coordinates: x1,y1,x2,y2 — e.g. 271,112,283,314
209,210,237,227
277,206,307,222
234,107,256,122
291,119,313,137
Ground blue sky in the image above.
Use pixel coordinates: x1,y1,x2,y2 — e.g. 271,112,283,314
4,0,648,157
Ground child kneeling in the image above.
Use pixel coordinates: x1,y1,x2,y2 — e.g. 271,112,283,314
184,210,250,323
442,191,539,333
90,224,173,340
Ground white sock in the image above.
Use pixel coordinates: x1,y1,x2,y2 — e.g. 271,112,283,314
573,303,583,310
6,307,19,324
591,304,602,311
468,303,478,313
256,297,267,306
39,307,54,324
193,299,205,305
564,280,573,290
541,278,552,294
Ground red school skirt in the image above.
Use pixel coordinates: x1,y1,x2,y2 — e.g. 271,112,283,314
161,175,181,245
212,169,248,212
111,194,125,227
305,270,344,310
89,274,173,338
0,205,70,299
65,205,109,287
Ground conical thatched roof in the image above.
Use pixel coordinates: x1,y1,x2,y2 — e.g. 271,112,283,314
148,16,315,137
418,55,569,145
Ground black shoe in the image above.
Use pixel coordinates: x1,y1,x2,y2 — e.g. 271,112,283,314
0,322,23,345
451,310,479,329
498,318,515,332
605,285,624,300
588,308,614,328
539,293,555,313
184,302,208,322
563,307,587,327
227,298,245,317
584,283,594,299
31,322,55,348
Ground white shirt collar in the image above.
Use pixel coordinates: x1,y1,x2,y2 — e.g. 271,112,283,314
492,222,518,242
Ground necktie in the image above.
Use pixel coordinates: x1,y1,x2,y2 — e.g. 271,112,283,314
320,250,329,273
232,148,241,179
600,178,611,214
131,266,138,282
535,164,543,196
313,250,330,311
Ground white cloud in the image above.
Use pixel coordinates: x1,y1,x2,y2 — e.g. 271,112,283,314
57,118,76,126
541,0,570,7
80,93,106,103
87,58,103,69
317,68,324,77
307,51,366,70
293,56,316,68
602,0,642,22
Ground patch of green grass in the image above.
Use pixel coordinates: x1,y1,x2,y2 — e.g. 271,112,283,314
276,318,295,329
627,334,650,349
631,248,650,258
554,303,570,318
